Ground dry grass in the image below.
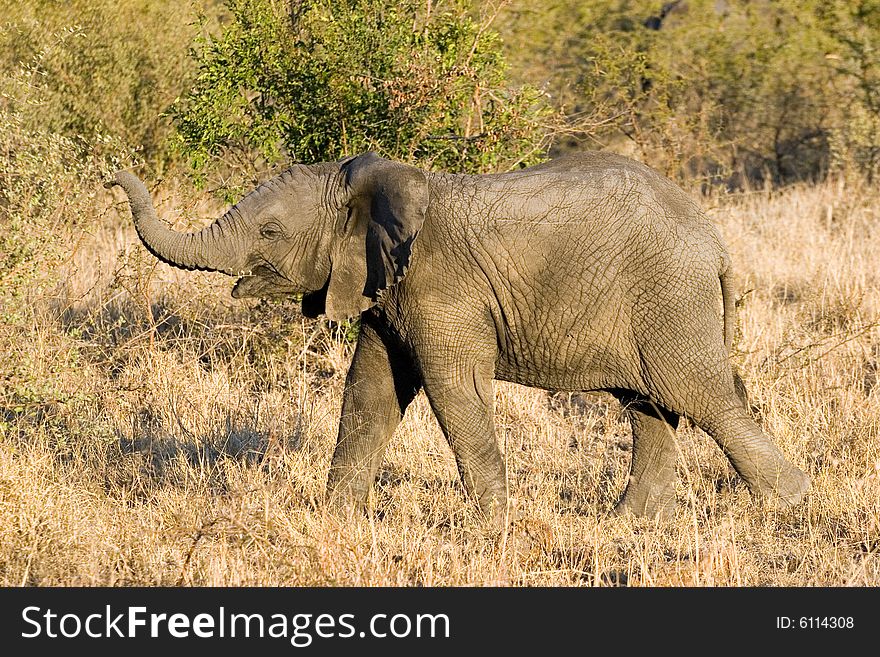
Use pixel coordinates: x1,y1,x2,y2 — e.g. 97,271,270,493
2,178,879,587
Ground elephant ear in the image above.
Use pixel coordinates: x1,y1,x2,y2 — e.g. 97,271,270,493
324,152,428,322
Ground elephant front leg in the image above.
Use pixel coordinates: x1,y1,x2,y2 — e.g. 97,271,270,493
611,395,680,518
326,321,421,513
421,361,508,528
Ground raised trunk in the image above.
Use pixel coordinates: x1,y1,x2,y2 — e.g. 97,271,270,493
109,171,246,274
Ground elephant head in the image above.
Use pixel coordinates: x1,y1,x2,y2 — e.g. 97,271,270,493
108,153,429,321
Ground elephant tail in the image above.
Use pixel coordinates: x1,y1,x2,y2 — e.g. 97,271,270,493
720,262,750,405
719,263,737,353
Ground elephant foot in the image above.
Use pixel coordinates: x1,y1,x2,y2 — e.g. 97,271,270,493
325,477,371,520
612,483,677,519
470,486,520,535
326,496,368,522
748,462,810,509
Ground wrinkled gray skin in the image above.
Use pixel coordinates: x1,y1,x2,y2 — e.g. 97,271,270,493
109,151,810,524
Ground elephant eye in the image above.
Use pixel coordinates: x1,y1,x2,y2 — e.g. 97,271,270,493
260,221,285,240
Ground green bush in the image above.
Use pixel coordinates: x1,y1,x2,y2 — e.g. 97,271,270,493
0,83,105,318
0,52,105,419
495,0,880,185
0,0,219,172
818,0,880,181
171,0,555,189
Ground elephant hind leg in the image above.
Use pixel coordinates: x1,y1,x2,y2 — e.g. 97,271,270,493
611,393,680,518
633,278,809,508
643,357,809,508
690,400,810,508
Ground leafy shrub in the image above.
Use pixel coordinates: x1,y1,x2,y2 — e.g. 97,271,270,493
819,0,880,181
0,0,218,171
171,0,555,189
0,91,102,317
0,28,125,422
495,0,880,185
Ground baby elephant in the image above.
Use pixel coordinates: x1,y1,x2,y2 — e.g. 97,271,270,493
109,151,809,524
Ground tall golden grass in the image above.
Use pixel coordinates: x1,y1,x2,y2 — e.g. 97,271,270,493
1,177,878,586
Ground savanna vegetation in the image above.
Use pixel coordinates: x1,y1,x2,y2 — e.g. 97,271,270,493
1,0,879,586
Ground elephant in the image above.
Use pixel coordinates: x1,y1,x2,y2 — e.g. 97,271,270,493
108,150,810,524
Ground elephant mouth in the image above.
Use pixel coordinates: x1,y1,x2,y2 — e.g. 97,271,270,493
231,265,300,299
300,278,329,318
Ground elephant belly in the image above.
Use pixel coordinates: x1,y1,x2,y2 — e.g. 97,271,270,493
473,226,646,393
492,321,643,393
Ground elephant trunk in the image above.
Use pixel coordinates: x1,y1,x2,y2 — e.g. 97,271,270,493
109,171,247,275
